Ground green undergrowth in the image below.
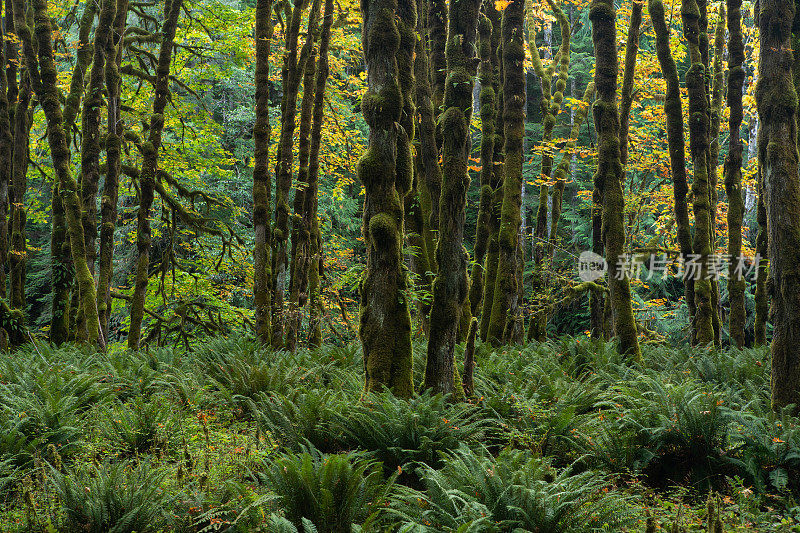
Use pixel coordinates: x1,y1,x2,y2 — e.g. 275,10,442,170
0,335,797,531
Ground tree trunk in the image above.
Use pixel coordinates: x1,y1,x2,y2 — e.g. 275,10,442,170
286,35,319,353
424,0,480,395
527,0,570,342
468,9,497,318
13,0,105,348
128,0,184,350
649,0,695,338
708,6,725,346
253,0,274,347
479,7,504,342
9,75,30,311
486,0,524,345
754,176,768,346
725,0,745,348
271,0,320,349
683,0,714,346
590,0,641,360
618,0,642,171
79,0,117,283
0,2,11,307
757,0,800,411
359,0,415,397
97,0,130,339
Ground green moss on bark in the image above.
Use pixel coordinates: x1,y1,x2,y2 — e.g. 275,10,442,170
590,0,641,360
683,0,714,346
425,0,479,396
756,0,800,411
649,0,695,332
725,0,746,348
359,0,414,397
128,0,183,351
486,0,524,346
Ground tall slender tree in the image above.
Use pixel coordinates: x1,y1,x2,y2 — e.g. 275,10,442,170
486,0,524,345
724,0,745,347
98,0,130,338
590,0,640,359
649,0,694,337
12,0,104,348
128,0,184,350
305,0,335,348
358,0,415,396
682,0,714,345
271,0,321,348
424,0,480,394
253,0,274,347
468,6,498,319
757,0,800,410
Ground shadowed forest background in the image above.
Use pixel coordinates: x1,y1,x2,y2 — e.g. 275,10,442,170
1,0,800,528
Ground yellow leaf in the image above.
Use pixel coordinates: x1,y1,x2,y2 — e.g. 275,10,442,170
495,0,512,10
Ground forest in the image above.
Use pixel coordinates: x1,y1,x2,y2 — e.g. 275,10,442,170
0,0,799,528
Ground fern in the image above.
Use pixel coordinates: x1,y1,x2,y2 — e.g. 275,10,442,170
256,445,396,533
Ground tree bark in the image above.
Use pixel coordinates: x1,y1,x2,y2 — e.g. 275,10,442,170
97,0,130,339
486,0,524,345
271,0,320,349
467,9,497,318
756,0,800,410
306,0,334,348
127,0,183,350
527,0,569,342
359,0,415,397
253,0,274,347
724,0,745,348
590,0,641,359
683,0,714,345
424,0,480,394
12,0,105,348
649,0,695,338
286,31,319,353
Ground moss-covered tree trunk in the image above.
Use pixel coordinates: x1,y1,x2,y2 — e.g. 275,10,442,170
548,83,594,264
708,6,725,346
97,0,129,338
359,0,414,397
79,0,116,284
286,34,319,353
48,1,96,344
127,0,183,351
590,0,640,360
271,0,320,349
424,0,480,394
9,74,30,312
619,1,642,171
682,0,714,346
479,5,503,341
467,8,496,318
756,0,800,410
486,0,524,346
724,0,745,348
253,0,274,347
754,177,768,346
12,0,105,348
0,10,13,306
649,0,695,333
305,0,334,348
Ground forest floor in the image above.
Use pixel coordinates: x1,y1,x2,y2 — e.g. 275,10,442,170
0,336,798,532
